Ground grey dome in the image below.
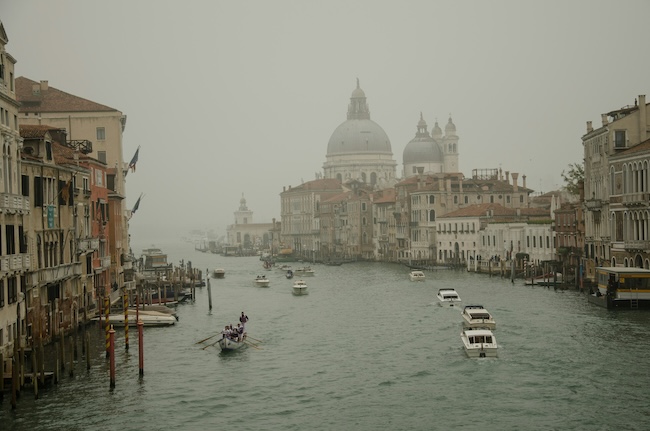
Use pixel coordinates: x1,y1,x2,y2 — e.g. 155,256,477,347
445,117,457,134
403,137,443,163
327,119,392,155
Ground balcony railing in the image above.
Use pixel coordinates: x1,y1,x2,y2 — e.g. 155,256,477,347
34,262,83,285
0,254,31,273
624,240,650,251
622,193,650,207
584,199,603,211
0,193,30,213
77,237,100,253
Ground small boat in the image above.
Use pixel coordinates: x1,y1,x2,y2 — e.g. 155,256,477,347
409,270,425,281
437,288,462,307
263,261,273,270
292,279,308,295
254,276,270,287
277,264,292,272
524,272,563,286
286,270,294,279
294,266,315,276
218,336,247,351
461,328,498,358
213,268,225,278
95,311,176,327
461,305,496,330
324,260,342,266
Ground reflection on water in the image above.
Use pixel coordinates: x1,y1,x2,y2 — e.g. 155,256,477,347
3,240,650,430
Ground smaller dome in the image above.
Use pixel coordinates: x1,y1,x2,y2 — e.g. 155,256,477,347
445,117,456,133
432,120,443,138
352,86,366,98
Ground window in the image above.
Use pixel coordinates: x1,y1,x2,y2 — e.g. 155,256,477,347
97,151,107,164
614,130,626,148
97,127,106,140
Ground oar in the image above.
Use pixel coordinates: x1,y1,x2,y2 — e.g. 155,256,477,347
202,339,221,350
195,333,220,344
243,340,263,350
246,336,263,343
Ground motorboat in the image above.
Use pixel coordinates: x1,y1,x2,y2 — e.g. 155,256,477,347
409,270,426,281
461,305,496,330
254,276,270,287
286,270,294,279
437,288,462,307
292,279,308,295
277,264,292,272
95,310,176,327
213,268,225,278
294,266,315,276
461,328,498,358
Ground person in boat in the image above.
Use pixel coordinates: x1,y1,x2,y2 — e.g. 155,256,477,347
221,325,230,339
236,323,244,341
240,312,249,330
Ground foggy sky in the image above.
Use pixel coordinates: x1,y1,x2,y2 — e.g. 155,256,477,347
3,1,650,244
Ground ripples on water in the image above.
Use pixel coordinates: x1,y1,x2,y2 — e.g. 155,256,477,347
3,240,650,430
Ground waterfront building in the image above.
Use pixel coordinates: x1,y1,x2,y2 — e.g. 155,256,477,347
554,198,584,274
582,94,650,281
15,77,131,299
280,179,342,260
225,194,275,255
372,188,397,262
0,22,30,368
19,126,90,345
323,80,397,188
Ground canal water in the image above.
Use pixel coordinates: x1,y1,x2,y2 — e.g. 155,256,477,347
3,239,650,430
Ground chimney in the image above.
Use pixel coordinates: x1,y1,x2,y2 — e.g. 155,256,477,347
601,113,608,127
505,171,510,184
511,173,519,192
587,121,593,133
40,80,49,91
522,175,526,189
639,95,647,142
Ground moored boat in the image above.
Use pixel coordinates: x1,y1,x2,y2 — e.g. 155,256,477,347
524,272,563,286
437,288,462,307
461,305,496,330
292,279,308,295
294,266,315,276
461,328,498,358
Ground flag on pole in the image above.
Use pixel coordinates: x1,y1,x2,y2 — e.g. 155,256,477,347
131,193,143,215
126,146,140,176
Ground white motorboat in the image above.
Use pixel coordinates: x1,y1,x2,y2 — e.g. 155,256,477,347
461,328,498,358
292,279,308,295
95,310,176,327
294,266,315,276
277,264,292,272
254,276,270,287
437,288,462,307
409,270,425,281
461,305,496,330
213,268,225,278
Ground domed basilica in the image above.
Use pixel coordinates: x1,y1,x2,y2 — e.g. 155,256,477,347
323,80,459,187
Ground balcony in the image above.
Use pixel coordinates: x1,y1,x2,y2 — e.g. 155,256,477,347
624,240,650,252
34,262,83,285
0,193,30,214
77,237,100,253
584,199,603,211
622,193,650,207
0,254,31,273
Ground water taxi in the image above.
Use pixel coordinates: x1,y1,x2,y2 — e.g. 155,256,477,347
437,288,462,307
461,328,498,358
254,276,270,287
409,270,426,281
292,280,308,295
461,305,496,330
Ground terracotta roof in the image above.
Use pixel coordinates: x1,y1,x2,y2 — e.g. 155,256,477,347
283,178,342,193
611,138,650,157
373,188,396,204
19,124,62,139
16,77,118,113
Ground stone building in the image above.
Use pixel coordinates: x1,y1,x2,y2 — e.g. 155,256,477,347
402,113,459,178
582,94,650,281
226,194,275,254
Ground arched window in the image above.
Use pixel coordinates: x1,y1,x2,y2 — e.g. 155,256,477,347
361,172,367,183
429,209,436,222
370,172,377,185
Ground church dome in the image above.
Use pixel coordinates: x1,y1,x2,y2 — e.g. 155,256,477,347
432,120,443,139
327,119,392,155
403,115,443,164
326,79,392,155
445,116,457,134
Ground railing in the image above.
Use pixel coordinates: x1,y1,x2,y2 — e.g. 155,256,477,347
0,193,30,213
624,240,650,251
35,262,83,284
622,193,650,206
1,254,31,273
77,237,100,252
